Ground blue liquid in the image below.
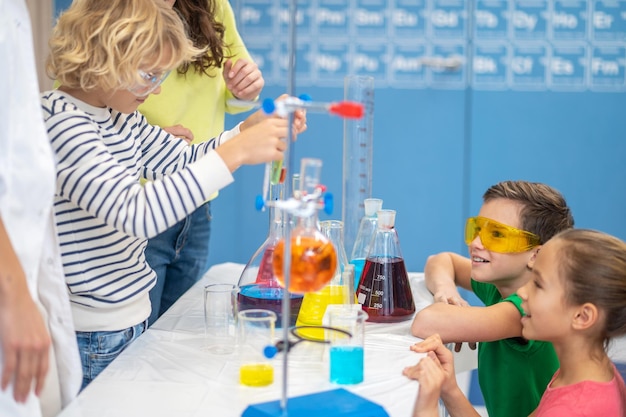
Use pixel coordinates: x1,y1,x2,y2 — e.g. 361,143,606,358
237,284,303,327
349,259,366,288
330,346,364,384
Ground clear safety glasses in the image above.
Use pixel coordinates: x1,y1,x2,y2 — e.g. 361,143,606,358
465,216,541,253
128,70,170,97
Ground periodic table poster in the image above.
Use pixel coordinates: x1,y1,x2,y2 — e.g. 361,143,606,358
235,0,626,92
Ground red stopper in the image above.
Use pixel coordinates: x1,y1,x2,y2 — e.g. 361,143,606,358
328,101,364,119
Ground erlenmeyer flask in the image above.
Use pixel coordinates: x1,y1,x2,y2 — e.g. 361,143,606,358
356,209,415,323
349,198,383,288
237,184,304,327
295,220,350,340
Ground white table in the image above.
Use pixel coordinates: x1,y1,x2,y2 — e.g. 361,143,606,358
58,263,477,417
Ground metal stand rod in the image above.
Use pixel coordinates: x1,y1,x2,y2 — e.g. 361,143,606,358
279,0,297,413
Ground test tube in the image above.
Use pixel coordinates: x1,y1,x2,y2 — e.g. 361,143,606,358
342,75,374,254
300,158,323,196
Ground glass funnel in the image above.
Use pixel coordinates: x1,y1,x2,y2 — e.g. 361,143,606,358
237,184,303,327
356,209,415,323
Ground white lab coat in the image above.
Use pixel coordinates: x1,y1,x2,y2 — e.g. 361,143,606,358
0,0,82,416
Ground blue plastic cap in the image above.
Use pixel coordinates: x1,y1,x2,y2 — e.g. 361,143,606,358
255,195,265,211
298,93,312,102
324,193,333,215
262,98,276,114
264,345,278,359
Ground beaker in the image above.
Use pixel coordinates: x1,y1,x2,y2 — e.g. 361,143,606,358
295,220,351,340
237,184,303,327
238,309,276,387
356,209,415,323
328,307,368,385
349,198,383,288
342,75,374,255
320,220,350,303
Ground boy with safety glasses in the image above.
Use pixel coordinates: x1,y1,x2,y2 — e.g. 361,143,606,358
41,0,305,389
411,180,574,417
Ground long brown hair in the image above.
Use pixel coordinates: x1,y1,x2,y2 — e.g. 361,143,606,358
173,0,229,75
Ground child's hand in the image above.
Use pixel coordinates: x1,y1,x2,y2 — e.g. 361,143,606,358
408,334,458,396
223,58,264,101
217,117,288,171
162,124,194,144
403,352,446,417
433,290,469,307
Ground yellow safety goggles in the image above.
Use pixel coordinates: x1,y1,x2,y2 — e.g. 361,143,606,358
464,216,541,253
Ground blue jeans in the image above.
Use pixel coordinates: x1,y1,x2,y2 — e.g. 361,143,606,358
145,202,212,326
76,320,147,390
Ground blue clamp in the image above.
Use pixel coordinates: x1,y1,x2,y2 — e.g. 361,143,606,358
263,345,278,359
323,193,333,215
255,195,266,211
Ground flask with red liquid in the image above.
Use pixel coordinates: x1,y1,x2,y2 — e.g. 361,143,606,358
356,209,415,322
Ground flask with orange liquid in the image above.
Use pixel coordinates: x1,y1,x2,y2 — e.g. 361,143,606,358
237,183,303,327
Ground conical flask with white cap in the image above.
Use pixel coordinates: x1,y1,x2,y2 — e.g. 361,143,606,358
356,209,415,323
349,198,383,288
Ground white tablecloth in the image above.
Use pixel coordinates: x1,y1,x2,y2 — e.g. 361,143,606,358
58,263,477,417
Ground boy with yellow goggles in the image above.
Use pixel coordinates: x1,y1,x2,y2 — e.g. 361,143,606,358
411,180,574,417
464,216,541,253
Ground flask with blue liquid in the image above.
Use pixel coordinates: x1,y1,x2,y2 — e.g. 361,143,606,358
349,198,383,288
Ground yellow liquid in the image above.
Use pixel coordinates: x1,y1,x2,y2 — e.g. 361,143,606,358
239,363,274,387
296,285,347,340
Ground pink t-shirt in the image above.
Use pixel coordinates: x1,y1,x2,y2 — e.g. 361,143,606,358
534,365,626,416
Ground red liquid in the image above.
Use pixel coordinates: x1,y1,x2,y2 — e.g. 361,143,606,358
237,284,303,327
256,246,279,286
357,257,415,323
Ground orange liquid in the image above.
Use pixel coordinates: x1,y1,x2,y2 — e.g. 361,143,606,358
272,235,337,293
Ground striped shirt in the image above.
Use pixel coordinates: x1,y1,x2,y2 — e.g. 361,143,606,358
41,91,236,331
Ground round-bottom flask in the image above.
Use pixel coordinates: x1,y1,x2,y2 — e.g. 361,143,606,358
272,213,337,294
237,187,303,327
356,209,415,323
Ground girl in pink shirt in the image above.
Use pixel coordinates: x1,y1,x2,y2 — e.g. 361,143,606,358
405,228,626,417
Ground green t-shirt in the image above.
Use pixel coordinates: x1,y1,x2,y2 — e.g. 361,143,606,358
471,280,559,417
